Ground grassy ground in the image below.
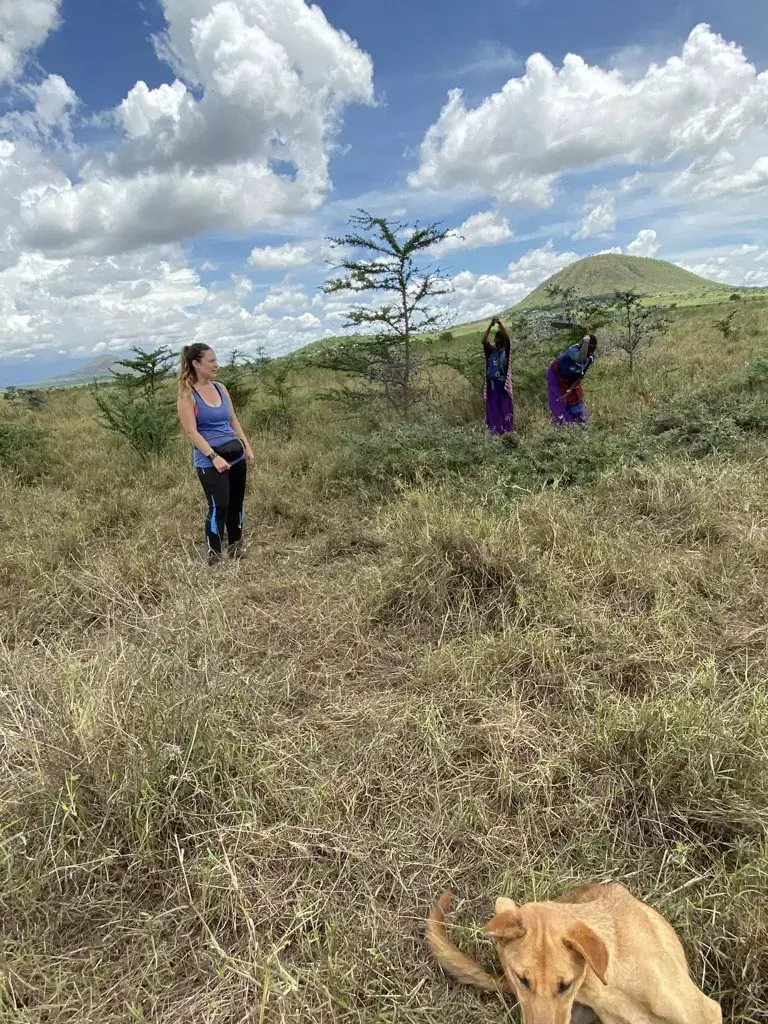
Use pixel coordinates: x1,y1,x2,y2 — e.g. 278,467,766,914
1,297,768,1023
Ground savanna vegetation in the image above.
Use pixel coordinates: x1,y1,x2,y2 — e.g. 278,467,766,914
2,259,768,1022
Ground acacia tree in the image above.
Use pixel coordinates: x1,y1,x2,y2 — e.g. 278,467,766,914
544,284,612,340
713,309,739,342
612,290,668,373
314,211,451,418
91,345,177,456
107,346,175,397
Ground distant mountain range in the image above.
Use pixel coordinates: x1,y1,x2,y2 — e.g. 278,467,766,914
10,354,128,390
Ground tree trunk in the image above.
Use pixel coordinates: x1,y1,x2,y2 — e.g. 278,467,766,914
400,270,412,420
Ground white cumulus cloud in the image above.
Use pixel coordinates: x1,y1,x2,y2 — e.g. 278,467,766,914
574,196,616,239
433,209,514,256
1,74,78,143
665,154,768,201
626,228,659,258
441,242,580,321
0,0,61,83
410,25,768,208
257,283,311,315
248,242,316,270
675,243,768,288
19,0,375,255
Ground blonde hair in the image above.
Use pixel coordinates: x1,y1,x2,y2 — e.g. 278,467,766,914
178,343,211,395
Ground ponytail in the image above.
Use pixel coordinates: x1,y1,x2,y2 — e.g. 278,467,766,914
178,343,211,395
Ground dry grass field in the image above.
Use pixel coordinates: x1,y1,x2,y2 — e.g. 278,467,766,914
2,296,768,1023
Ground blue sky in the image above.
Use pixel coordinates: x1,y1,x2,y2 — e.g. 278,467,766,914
1,0,767,384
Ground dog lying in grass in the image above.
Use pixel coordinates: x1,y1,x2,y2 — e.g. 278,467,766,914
426,883,722,1024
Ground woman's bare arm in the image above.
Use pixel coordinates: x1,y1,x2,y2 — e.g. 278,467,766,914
177,390,218,459
482,320,494,355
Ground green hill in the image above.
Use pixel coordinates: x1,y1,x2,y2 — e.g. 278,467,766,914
515,254,740,310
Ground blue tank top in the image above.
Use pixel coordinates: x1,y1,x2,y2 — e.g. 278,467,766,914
191,382,240,469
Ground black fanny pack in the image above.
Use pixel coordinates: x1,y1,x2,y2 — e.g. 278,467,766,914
212,439,244,460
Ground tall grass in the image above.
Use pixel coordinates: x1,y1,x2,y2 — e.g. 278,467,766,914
1,298,767,1022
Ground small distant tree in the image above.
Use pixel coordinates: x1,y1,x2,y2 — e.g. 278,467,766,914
107,347,175,397
249,356,297,435
545,283,579,309
4,386,46,410
216,349,255,410
314,210,451,418
545,284,613,339
743,354,768,393
713,309,739,342
261,358,295,411
91,345,177,456
612,290,668,373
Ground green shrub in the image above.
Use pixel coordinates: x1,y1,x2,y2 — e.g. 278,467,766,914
90,346,180,458
247,405,295,437
334,381,768,497
742,355,768,392
511,424,643,488
0,422,48,481
336,420,505,487
91,385,178,457
3,386,46,410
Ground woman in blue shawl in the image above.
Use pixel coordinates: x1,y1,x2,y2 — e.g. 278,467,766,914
547,333,597,426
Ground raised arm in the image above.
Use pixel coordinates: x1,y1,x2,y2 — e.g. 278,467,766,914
495,318,511,356
577,334,592,363
482,319,494,356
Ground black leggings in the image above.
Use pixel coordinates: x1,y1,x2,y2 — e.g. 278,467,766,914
196,460,247,555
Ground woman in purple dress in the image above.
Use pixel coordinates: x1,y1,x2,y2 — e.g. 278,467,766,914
482,316,513,435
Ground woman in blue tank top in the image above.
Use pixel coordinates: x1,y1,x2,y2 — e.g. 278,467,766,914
177,343,254,564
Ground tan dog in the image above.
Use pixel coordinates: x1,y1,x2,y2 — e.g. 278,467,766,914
426,883,722,1024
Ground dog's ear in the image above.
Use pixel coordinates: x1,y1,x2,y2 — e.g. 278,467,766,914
564,921,609,985
494,896,518,916
482,910,526,942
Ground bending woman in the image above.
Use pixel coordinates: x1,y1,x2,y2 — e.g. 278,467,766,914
547,334,597,427
177,344,254,563
482,316,513,435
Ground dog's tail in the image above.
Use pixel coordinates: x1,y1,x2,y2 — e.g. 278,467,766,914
425,889,512,994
